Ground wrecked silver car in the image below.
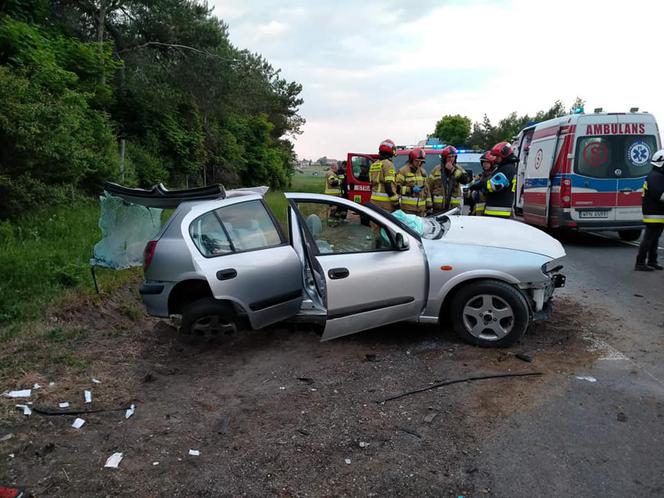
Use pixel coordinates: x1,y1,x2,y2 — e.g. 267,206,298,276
135,189,565,347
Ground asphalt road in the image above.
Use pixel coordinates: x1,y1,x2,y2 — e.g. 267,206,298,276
474,230,664,497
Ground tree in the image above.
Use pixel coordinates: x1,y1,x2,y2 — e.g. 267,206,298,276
432,114,471,146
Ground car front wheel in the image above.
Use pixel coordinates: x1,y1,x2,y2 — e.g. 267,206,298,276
180,298,238,341
449,280,530,348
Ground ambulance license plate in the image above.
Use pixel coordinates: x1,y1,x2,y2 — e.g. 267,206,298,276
579,210,609,218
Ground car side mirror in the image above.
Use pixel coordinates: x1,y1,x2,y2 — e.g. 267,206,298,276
395,232,409,251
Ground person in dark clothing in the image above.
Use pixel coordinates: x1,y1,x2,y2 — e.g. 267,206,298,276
635,149,664,271
479,141,518,218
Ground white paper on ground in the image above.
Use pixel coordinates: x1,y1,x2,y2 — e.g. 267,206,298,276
15,404,32,416
188,449,200,456
125,404,135,419
104,452,123,468
92,378,101,384
33,383,42,390
575,375,597,383
59,402,70,408
84,390,92,403
72,418,85,429
3,389,31,398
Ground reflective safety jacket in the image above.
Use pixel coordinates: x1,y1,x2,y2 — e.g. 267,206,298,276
429,164,469,210
468,167,497,215
484,158,517,218
369,158,399,209
397,163,431,214
325,169,343,196
642,167,664,223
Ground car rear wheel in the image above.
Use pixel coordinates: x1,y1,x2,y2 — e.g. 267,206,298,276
618,229,642,242
449,280,530,348
180,298,237,341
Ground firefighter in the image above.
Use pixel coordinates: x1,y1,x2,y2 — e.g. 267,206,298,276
429,146,470,212
635,149,664,271
324,163,343,197
324,162,347,221
467,151,497,215
369,138,399,212
481,141,518,218
397,148,431,216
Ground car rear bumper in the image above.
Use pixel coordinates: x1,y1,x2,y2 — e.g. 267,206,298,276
139,281,174,318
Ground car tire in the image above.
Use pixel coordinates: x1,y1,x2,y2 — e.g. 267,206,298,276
449,280,530,348
180,298,238,340
618,229,642,242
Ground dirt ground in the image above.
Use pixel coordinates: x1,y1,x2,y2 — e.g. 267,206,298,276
1,284,605,497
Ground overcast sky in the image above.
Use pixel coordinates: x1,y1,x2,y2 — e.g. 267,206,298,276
210,0,664,160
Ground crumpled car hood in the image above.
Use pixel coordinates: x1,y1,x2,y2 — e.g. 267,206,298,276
440,215,566,259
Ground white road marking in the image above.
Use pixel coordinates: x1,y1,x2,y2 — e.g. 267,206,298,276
589,231,664,251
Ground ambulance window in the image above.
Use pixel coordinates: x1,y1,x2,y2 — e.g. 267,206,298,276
575,137,613,178
621,135,656,177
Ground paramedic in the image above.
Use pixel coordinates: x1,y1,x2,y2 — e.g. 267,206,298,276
635,149,664,271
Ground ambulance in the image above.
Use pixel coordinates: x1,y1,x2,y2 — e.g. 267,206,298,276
513,109,661,240
344,145,481,205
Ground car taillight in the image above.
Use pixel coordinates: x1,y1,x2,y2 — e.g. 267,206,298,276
560,178,572,208
143,240,158,273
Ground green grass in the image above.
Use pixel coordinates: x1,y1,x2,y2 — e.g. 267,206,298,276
0,175,326,338
0,200,139,337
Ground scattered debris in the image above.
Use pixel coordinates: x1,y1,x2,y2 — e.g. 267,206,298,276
0,433,14,443
214,415,230,435
84,390,92,404
15,405,32,416
32,405,126,416
104,452,123,468
575,376,597,383
48,382,55,387
33,383,42,390
424,412,438,423
125,404,136,419
515,352,533,363
397,427,422,439
344,458,351,465
297,429,310,436
92,378,101,384
279,386,286,390
378,372,544,403
296,377,314,384
59,402,70,409
188,449,200,456
359,441,369,448
633,293,644,298
0,486,26,498
153,462,159,466
617,412,628,422
365,354,377,362
2,390,31,398
72,418,86,429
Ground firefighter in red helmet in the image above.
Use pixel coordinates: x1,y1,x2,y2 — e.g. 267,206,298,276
468,151,497,215
369,138,399,212
477,141,518,218
429,146,470,212
397,148,431,216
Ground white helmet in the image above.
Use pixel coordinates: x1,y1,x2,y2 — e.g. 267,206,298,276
652,149,664,169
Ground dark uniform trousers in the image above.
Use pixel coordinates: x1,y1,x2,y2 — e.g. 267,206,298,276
636,225,663,266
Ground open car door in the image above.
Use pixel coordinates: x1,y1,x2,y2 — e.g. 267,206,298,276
286,193,427,341
181,195,303,329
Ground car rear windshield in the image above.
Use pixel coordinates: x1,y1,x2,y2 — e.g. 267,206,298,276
574,135,657,179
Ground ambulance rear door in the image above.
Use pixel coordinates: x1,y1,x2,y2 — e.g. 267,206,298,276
522,124,560,227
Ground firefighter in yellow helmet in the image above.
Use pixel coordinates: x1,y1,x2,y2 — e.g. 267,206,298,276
397,148,432,216
369,139,399,212
429,146,470,212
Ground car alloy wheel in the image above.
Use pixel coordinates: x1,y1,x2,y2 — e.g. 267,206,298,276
461,294,515,341
190,314,237,338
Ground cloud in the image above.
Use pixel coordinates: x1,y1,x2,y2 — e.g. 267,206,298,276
211,0,664,160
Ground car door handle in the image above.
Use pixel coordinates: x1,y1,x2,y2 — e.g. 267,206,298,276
328,267,349,280
216,268,237,280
